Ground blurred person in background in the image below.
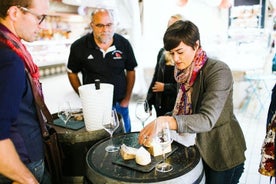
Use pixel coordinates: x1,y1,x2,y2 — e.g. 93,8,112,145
146,14,183,117
266,84,276,128
0,0,51,183
67,8,138,133
258,83,276,179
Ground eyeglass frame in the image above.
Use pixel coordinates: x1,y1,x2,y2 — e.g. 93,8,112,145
92,23,114,29
17,6,47,25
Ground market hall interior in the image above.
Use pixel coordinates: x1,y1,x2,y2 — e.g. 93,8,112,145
30,0,276,183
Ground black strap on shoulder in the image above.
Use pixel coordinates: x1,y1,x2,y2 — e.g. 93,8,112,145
25,69,53,138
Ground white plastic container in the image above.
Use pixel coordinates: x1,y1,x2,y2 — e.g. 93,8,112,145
78,83,114,131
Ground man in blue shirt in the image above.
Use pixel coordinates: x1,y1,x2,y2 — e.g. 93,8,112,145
67,8,138,133
0,0,51,183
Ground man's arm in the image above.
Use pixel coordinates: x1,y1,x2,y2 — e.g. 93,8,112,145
67,72,81,95
0,139,38,184
120,70,135,107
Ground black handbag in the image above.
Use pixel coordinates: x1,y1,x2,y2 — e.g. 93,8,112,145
42,125,63,184
26,70,63,184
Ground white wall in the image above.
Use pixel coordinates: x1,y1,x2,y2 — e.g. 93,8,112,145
141,0,229,69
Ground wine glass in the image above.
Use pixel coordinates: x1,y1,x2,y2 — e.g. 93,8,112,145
154,121,173,172
57,102,72,133
102,109,120,152
135,100,150,128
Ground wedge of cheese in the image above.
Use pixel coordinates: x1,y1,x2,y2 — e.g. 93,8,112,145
135,147,151,166
147,141,172,157
120,144,138,160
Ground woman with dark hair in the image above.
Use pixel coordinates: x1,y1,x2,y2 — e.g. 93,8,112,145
139,20,246,184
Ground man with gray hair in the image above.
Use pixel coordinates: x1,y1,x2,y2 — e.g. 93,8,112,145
67,8,138,133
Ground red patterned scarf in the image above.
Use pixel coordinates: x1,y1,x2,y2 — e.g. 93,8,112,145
0,24,43,98
173,48,207,115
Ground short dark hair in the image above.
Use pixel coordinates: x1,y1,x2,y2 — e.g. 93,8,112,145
163,20,201,51
0,0,31,18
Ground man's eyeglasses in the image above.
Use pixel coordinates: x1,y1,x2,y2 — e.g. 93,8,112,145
17,6,47,25
93,23,113,29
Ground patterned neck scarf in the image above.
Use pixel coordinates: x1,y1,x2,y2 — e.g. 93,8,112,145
173,48,207,115
0,23,43,97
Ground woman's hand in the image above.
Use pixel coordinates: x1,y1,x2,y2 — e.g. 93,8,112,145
138,116,177,145
152,82,164,92
138,120,156,146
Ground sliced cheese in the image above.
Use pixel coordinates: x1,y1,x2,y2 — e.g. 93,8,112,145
147,141,172,157
135,147,151,166
120,144,138,160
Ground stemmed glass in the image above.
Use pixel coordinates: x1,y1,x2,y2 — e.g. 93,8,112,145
57,102,72,133
102,109,120,152
154,121,173,172
135,100,150,128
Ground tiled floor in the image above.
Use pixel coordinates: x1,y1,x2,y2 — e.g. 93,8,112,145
41,73,275,184
235,107,270,184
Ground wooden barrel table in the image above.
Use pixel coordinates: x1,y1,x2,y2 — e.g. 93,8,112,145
51,113,124,184
86,132,205,184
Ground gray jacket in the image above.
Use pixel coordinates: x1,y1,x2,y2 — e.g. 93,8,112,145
174,58,246,171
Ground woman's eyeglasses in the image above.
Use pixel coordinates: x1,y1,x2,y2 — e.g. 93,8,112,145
17,6,47,25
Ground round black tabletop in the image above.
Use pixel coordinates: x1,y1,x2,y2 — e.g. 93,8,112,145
86,132,205,184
